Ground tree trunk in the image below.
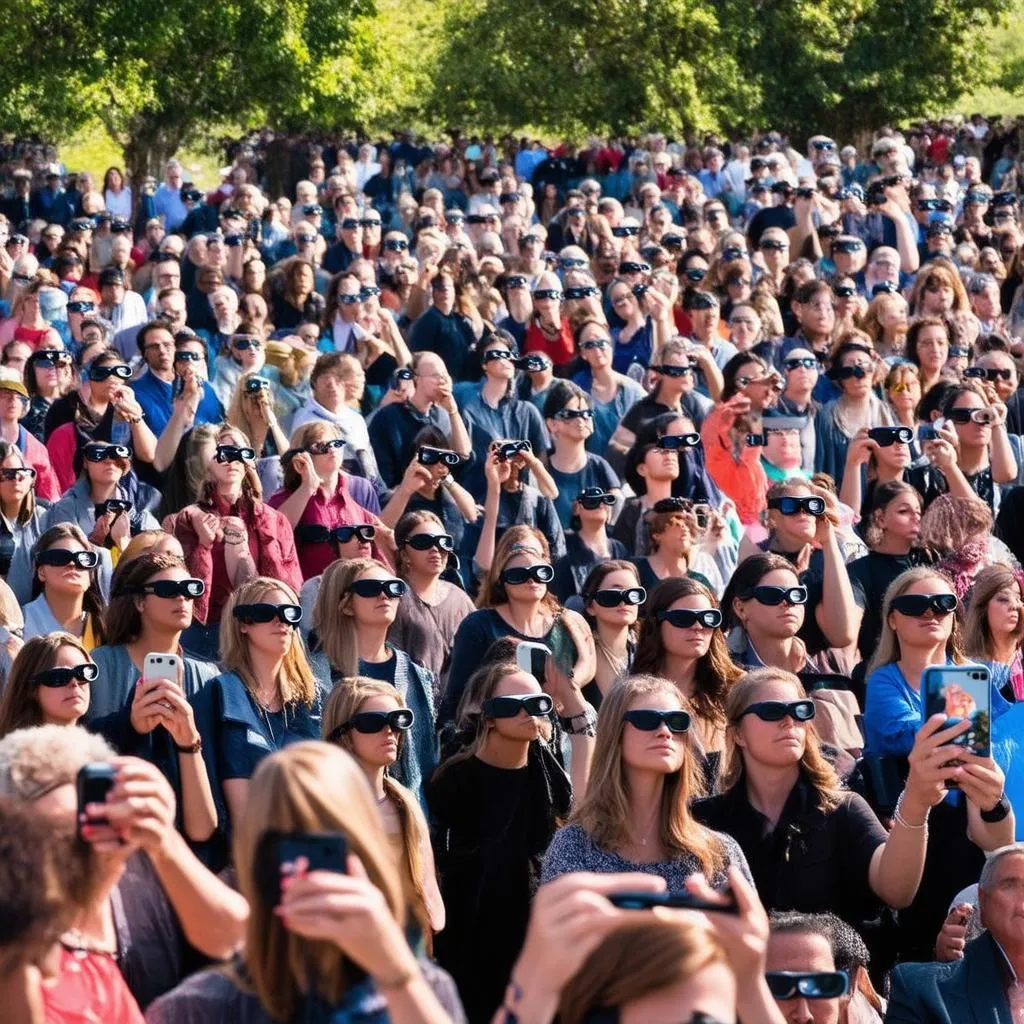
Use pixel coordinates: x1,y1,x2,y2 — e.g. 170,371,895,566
121,115,186,219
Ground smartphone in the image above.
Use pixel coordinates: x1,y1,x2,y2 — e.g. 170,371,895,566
918,423,940,442
608,890,739,914
516,641,551,682
172,375,185,399
76,762,117,837
921,663,992,759
745,433,767,447
274,832,348,904
144,652,180,685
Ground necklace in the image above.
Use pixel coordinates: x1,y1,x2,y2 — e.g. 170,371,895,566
627,802,661,848
595,633,629,680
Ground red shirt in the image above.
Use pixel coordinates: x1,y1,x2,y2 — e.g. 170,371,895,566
523,318,575,368
43,946,144,1024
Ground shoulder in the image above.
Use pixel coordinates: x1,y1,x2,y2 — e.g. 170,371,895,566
455,608,493,635
545,823,591,864
439,581,476,612
865,662,903,689
145,966,259,1024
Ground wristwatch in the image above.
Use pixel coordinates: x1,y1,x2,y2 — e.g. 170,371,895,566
176,737,202,754
981,794,1011,823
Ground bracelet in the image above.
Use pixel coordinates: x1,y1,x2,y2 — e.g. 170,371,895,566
559,704,598,736
893,792,929,831
981,794,1011,823
176,737,202,754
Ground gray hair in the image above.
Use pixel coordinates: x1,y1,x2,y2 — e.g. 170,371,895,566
0,725,114,802
979,843,1024,891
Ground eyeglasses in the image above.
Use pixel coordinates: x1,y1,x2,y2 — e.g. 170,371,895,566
760,240,788,251
418,446,462,467
34,350,71,368
482,348,514,362
483,693,553,719
0,467,35,482
84,444,131,462
347,577,407,599
496,440,532,460
657,608,723,629
651,363,693,378
868,426,914,446
232,337,263,351
33,663,99,688
740,700,816,723
338,293,361,306
88,364,132,382
765,972,849,1001
305,439,345,455
833,364,869,380
684,268,708,283
214,445,256,464
947,407,998,425
565,287,599,300
623,708,691,733
577,489,616,510
37,548,99,569
657,434,701,450
333,709,414,740
297,523,375,545
580,338,610,351
554,408,594,421
964,366,1014,382
738,585,809,606
501,564,555,586
383,239,408,251
137,578,205,599
592,587,646,608
233,603,303,626
890,592,958,617
404,533,454,553
784,358,818,371
360,219,382,229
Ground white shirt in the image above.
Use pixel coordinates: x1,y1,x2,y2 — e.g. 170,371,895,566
103,187,133,219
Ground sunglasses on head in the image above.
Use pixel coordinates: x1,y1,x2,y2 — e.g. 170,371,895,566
868,426,914,446
965,366,1014,382
657,607,723,629
765,972,849,1001
37,548,99,569
215,444,256,463
554,407,593,421
593,587,646,608
740,700,816,723
483,693,553,719
947,407,997,425
33,663,99,688
623,708,691,733
580,338,610,351
651,363,693,378
84,444,131,462
332,709,414,740
88,364,132,382
137,578,205,599
418,445,461,467
501,563,554,586
404,532,454,552
0,467,35,482
348,577,407,599
768,495,825,516
785,357,818,371
234,603,303,625
890,592,957,617
306,439,345,455
739,584,809,606
577,489,616,510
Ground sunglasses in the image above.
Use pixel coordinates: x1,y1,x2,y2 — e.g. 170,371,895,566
505,275,528,289
482,348,514,362
233,337,263,351
947,407,998,425
832,241,864,254
348,578,407,599
651,363,693,378
37,548,99,569
593,587,646,608
580,338,610,351
83,444,131,462
94,498,132,516
650,497,693,514
740,700,816,723
887,379,917,394
964,366,1014,382
34,663,99,688
233,603,303,626
88,364,132,382
383,239,408,251
418,446,461,467
566,287,599,300
514,355,549,373
553,408,594,421
501,564,555,585
656,434,701,451
338,294,361,306
560,257,589,269
617,262,648,274
738,585,809,606
306,439,345,455
760,239,788,251
890,592,958,617
0,467,35,482
833,365,869,380
767,495,826,516
785,357,818,371
684,268,707,283
765,972,848,1001
359,286,381,301
137,578,205,599
657,608,723,629
577,490,616,510
67,301,95,314
861,419,913,446
297,523,375,545
333,709,414,739
613,226,641,238
483,693,554,719
533,289,563,301
404,533,454,552
623,708,691,733
34,350,71,368
360,219,382,229
215,445,256,463
341,219,361,230
174,351,203,363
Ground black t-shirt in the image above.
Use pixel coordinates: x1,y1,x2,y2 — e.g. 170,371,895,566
620,393,675,438
360,652,399,686
694,773,887,927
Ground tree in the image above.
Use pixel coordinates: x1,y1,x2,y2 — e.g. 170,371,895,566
0,0,378,184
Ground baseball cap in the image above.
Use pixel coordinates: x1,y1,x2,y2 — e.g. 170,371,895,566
0,379,29,399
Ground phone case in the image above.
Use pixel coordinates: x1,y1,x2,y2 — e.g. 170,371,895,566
921,663,991,758
144,653,180,686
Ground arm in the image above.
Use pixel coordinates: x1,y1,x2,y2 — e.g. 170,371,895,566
838,434,873,512
689,346,724,402
812,512,860,649
788,194,821,260
882,199,921,274
272,452,318,527
223,778,248,832
445,478,480,523
473,456,502,576
379,460,434,529
523,449,559,500
990,416,1017,485
153,384,198,473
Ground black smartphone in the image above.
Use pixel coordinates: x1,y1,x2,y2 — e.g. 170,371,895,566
608,890,739,914
172,375,185,399
745,432,767,447
918,423,939,442
76,763,116,837
273,831,348,905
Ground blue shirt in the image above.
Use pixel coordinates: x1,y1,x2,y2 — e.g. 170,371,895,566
153,184,188,231
547,453,619,528
131,369,224,436
571,370,646,457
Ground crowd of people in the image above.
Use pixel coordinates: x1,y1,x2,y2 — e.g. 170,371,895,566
3,118,1024,1022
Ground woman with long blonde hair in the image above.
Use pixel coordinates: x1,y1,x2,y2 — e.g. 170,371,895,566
963,563,1024,701
147,743,461,1023
205,576,321,832
310,557,437,803
860,290,908,361
323,678,444,941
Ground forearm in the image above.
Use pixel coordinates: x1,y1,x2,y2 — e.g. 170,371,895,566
838,464,863,516
967,803,1015,850
127,418,157,463
149,829,248,959
568,734,595,808
274,485,315,528
376,973,452,1024
379,485,413,529
817,530,858,648
699,359,724,401
474,489,500,573
529,461,559,500
735,978,789,1024
267,418,289,455
990,429,1017,483
871,810,928,908
448,480,479,522
406,286,429,322
177,750,217,844
892,215,920,273
153,411,193,472
447,410,471,457
941,463,978,500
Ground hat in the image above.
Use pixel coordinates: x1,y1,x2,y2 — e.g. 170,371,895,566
0,379,29,399
98,267,125,287
12,169,31,180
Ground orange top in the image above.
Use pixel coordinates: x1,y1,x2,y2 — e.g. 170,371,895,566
700,404,767,525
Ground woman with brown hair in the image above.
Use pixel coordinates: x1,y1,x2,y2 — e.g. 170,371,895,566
860,290,908,360
904,315,955,396
165,423,301,661
269,258,324,330
0,438,48,603
632,495,722,596
963,563,1024,700
224,369,288,465
323,677,444,941
908,261,970,318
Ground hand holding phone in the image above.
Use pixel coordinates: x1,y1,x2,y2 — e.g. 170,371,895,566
76,763,116,837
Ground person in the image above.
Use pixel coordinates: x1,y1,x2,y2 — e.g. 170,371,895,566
22,522,107,647
0,378,59,501
0,439,47,604
551,487,629,601
0,632,95,735
389,510,475,689
164,424,302,660
963,563,1024,702
269,259,324,329
322,677,445,939
408,269,477,380
144,743,463,1024
428,659,589,1024
21,346,72,441
201,577,323,834
441,525,595,726
904,315,954,397
886,842,1024,1023
631,495,724,596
